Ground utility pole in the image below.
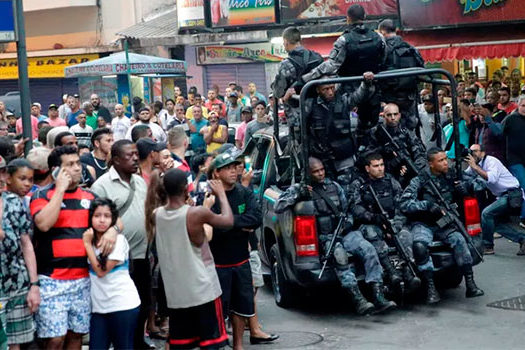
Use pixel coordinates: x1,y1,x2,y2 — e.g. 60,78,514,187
14,0,32,154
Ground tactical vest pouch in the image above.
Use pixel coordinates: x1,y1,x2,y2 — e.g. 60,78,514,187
507,188,523,211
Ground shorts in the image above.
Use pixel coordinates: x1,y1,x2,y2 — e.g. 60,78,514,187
215,260,255,318
0,289,34,345
168,298,228,349
249,250,264,288
35,276,91,338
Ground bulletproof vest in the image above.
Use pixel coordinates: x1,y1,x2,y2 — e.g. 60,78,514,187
420,172,456,206
383,36,424,91
362,177,396,218
288,48,324,104
338,24,384,77
310,94,355,161
312,180,342,236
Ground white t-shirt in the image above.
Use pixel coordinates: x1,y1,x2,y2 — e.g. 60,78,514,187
111,116,131,141
125,121,167,143
158,109,175,131
70,124,94,147
88,234,141,314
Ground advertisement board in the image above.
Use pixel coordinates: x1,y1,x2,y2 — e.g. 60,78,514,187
280,0,397,22
0,54,99,80
177,0,205,27
0,0,15,42
209,0,276,28
196,43,287,65
399,0,525,30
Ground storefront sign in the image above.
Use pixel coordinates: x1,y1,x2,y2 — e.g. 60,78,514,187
210,0,276,27
0,0,15,42
177,0,205,27
196,43,286,64
280,0,397,22
399,0,525,30
0,54,99,80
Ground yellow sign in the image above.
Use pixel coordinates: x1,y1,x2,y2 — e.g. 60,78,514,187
0,54,100,80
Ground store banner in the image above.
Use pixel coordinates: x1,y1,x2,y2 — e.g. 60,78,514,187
210,0,276,27
0,54,99,80
196,43,287,64
399,0,525,30
280,0,397,21
177,0,205,27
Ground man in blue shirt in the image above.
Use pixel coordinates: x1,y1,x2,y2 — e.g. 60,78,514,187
189,105,208,154
466,144,525,255
66,94,82,127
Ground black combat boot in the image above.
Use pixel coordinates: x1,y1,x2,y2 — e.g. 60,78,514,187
403,265,421,293
380,256,403,287
348,285,375,315
422,271,440,304
370,283,397,313
462,265,484,298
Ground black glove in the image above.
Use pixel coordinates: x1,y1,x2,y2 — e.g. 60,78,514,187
454,181,468,196
429,203,444,218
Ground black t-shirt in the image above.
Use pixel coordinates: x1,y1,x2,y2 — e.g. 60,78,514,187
209,183,262,265
95,105,112,123
80,152,108,179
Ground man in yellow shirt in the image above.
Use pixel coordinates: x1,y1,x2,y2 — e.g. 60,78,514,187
186,94,209,120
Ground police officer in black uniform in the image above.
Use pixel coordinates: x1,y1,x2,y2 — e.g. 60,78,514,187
300,4,385,138
400,148,484,304
378,19,425,132
305,72,375,177
272,26,323,126
367,103,427,185
348,153,421,291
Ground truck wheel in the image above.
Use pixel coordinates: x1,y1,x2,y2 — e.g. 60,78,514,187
270,245,295,308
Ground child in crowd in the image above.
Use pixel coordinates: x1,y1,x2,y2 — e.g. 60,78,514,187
83,198,141,350
0,159,40,349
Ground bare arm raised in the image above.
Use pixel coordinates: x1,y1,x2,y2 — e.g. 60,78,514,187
186,180,234,246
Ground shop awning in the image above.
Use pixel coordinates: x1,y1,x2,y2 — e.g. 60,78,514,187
402,25,525,62
116,10,178,39
64,51,187,77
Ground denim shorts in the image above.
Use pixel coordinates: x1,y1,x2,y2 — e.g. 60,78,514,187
35,276,91,338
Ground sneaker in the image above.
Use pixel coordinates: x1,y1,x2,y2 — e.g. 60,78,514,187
493,233,502,239
484,247,495,255
517,241,525,256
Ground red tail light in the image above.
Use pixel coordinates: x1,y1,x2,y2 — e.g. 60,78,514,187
464,197,481,236
294,216,319,256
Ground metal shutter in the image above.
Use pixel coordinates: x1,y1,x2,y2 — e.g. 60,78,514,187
0,78,78,111
31,78,79,110
205,63,267,97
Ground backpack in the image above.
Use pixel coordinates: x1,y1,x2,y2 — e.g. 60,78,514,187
288,49,324,95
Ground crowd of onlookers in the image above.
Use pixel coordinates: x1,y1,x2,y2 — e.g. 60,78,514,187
0,67,524,350
0,81,278,350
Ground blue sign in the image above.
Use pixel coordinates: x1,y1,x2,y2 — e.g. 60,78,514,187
0,0,15,42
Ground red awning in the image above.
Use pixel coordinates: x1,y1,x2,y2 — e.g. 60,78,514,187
402,25,525,62
301,25,525,63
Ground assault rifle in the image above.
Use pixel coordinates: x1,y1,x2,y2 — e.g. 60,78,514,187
380,125,483,262
318,212,347,280
368,185,418,277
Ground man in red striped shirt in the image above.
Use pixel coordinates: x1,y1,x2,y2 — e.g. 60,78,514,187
30,145,119,350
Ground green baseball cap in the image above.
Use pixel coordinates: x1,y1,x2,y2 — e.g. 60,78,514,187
212,152,240,170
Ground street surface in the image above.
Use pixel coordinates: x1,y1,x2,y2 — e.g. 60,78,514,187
245,238,525,350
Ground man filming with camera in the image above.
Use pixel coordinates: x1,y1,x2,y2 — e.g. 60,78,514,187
465,144,525,255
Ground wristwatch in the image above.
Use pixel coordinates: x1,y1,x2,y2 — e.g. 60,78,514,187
113,224,122,234
30,280,40,287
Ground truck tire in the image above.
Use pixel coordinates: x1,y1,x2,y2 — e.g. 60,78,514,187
270,245,295,308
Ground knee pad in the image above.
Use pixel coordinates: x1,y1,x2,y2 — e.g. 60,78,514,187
413,241,430,265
